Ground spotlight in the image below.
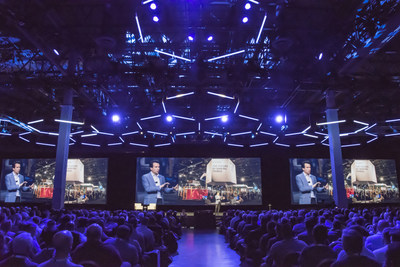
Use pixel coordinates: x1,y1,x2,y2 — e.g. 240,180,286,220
221,115,228,123
153,16,159,22
166,115,173,122
318,53,323,60
188,35,194,41
111,114,121,123
245,3,251,9
207,35,213,41
275,115,283,123
53,49,60,56
150,3,157,10
242,17,249,23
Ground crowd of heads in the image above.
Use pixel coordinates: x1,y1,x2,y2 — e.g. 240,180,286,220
220,206,400,267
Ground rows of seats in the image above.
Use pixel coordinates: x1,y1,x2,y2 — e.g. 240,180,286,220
0,206,182,267
219,207,400,267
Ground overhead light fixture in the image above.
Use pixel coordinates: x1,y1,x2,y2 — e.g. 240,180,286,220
19,136,30,142
385,118,400,123
318,53,323,60
129,142,148,147
172,115,195,121
316,120,346,126
136,122,143,130
147,131,168,136
122,131,139,136
221,115,229,123
155,49,192,62
176,132,196,136
150,3,157,10
245,3,251,9
275,142,290,147
250,143,268,147
227,143,244,147
257,123,263,131
296,143,316,147
153,16,159,22
341,143,361,148
367,137,378,143
166,115,173,122
154,143,171,147
204,131,223,136
27,119,44,125
188,36,194,41
162,101,167,113
142,0,154,4
207,36,213,41
248,0,259,4
260,131,276,136
234,100,240,114
55,119,84,125
135,14,143,42
166,92,195,99
231,131,252,136
242,17,249,23
36,142,56,147
140,115,161,121
239,114,259,121
81,142,101,147
275,115,284,123
207,50,246,62
206,91,235,99
111,114,121,123
91,125,99,132
53,49,60,56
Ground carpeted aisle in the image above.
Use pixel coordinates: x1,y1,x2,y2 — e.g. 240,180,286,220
170,228,241,267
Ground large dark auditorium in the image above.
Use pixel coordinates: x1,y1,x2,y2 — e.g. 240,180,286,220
1,0,400,266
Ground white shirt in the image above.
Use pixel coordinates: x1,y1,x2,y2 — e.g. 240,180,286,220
151,172,162,199
13,172,20,197
304,172,315,198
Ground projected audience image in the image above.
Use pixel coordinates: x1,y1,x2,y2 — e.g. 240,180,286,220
136,157,262,206
0,158,108,204
290,158,399,205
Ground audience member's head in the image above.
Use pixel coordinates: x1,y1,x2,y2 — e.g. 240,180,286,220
86,224,102,242
385,242,400,267
342,229,363,255
53,230,73,254
312,224,328,245
11,232,35,257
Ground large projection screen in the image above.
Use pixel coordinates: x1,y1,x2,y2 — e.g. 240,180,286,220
136,157,262,205
1,158,108,204
290,158,399,205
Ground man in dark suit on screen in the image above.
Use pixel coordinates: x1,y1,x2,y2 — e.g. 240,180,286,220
295,161,324,204
141,160,178,205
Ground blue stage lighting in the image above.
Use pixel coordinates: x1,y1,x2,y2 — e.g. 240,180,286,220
112,114,121,123
207,35,213,41
245,3,251,9
221,115,228,123
166,115,173,122
150,3,157,10
153,16,159,22
275,115,283,123
242,17,249,23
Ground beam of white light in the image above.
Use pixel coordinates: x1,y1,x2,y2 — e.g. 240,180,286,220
142,0,154,4
69,143,75,146
140,115,161,121
26,125,41,133
19,132,31,136
135,14,143,42
275,142,290,147
97,132,114,136
162,101,167,113
70,131,84,135
260,131,276,136
0,132,11,136
250,142,269,147
91,125,99,132
273,136,279,143
69,137,76,142
367,137,378,143
155,49,192,62
81,142,101,147
227,143,244,147
231,131,252,136
365,132,377,137
364,123,377,131
119,137,125,142
171,136,175,143
234,100,240,114
316,120,346,126
136,122,143,130
147,131,168,136
175,132,196,136
257,123,262,131
207,50,246,62
47,132,59,136
204,116,225,121
248,0,259,4
19,136,30,142
172,115,195,121
36,142,56,147
107,142,123,146
55,119,84,125
154,143,171,147
204,131,223,136
354,120,369,126
27,119,44,125
385,118,400,123
256,14,267,44
223,136,227,142
207,91,235,100
122,131,139,136
81,133,97,138
354,125,369,133
303,133,318,139
129,142,148,147
385,133,400,137
314,131,328,136
296,143,316,147
239,114,259,121
342,143,361,148
339,133,349,137
166,92,195,100
321,143,330,147
302,126,311,133
285,132,302,136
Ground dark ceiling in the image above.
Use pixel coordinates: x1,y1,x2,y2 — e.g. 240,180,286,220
1,0,400,150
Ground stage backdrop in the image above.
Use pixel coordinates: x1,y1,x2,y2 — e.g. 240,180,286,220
0,158,108,204
136,157,262,205
290,158,399,205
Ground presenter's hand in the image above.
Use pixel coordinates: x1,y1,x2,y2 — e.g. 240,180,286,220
160,182,169,188
313,182,320,188
173,184,179,190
